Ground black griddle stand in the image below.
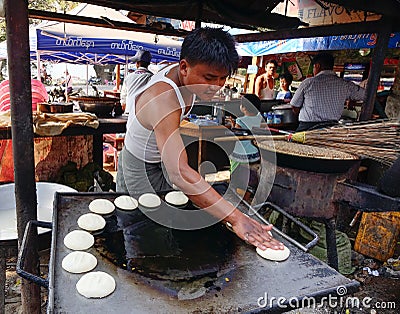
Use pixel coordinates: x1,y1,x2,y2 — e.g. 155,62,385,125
17,192,361,314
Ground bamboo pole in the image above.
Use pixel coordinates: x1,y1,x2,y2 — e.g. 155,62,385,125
214,135,287,142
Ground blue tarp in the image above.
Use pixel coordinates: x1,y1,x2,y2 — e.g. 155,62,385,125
237,33,400,56
36,30,181,64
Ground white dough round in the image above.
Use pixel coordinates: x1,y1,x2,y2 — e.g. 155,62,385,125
76,271,116,298
64,230,94,251
138,193,161,208
114,195,138,211
89,199,115,215
165,191,189,206
77,213,106,231
256,245,290,261
62,251,97,273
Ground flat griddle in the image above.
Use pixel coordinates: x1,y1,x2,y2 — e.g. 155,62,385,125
21,192,359,313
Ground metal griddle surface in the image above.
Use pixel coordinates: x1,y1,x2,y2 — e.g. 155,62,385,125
48,192,359,313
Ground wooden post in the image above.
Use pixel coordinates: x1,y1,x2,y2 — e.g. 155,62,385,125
360,17,392,121
0,247,5,314
116,64,121,90
4,0,41,313
247,56,261,94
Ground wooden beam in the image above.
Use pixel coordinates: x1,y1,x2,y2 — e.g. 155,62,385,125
28,9,188,37
233,20,394,43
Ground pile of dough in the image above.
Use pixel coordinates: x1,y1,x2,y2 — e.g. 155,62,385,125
77,213,106,232
64,230,94,251
62,251,97,273
138,193,161,208
114,195,138,211
89,199,115,215
256,245,291,261
165,191,189,206
76,271,116,298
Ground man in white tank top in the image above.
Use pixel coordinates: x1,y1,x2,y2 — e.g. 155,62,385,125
117,27,284,253
255,59,278,100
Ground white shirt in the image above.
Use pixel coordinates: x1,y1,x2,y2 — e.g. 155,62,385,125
291,70,366,122
121,67,153,114
124,65,194,163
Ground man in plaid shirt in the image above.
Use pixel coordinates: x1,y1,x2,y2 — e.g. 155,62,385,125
291,52,365,131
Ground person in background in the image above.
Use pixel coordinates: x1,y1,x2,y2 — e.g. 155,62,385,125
40,64,48,84
120,50,154,114
229,94,263,201
276,72,293,102
119,66,135,105
62,70,73,93
290,52,365,131
117,27,283,252
255,59,278,100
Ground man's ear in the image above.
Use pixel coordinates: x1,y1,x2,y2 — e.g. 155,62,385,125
179,59,189,76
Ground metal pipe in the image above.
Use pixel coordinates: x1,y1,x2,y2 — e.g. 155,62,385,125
5,0,40,312
229,189,319,252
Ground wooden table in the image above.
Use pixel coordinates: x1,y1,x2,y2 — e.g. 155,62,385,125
0,116,128,168
1,118,233,175
179,121,232,175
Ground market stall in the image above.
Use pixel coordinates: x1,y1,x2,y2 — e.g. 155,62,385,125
3,1,400,313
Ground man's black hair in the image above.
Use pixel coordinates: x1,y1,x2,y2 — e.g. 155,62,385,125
241,93,261,114
265,59,278,68
180,27,239,76
312,53,334,70
279,72,293,85
138,61,150,68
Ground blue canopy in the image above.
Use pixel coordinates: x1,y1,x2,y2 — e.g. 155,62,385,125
0,4,182,65
35,29,181,64
237,32,400,56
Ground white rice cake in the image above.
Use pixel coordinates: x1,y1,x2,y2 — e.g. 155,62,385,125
256,245,290,261
76,271,116,298
165,191,189,206
114,195,138,211
138,193,161,208
77,213,106,232
88,199,115,215
62,251,97,274
63,230,94,251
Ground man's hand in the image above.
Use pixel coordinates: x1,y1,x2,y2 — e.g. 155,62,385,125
229,212,284,251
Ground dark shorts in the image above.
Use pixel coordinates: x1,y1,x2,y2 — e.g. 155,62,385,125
296,120,338,132
116,147,172,194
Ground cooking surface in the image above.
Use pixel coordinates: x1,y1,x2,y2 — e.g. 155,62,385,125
49,192,358,313
99,213,238,281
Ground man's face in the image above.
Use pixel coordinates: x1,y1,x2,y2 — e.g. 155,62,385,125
265,62,277,78
313,63,321,76
180,61,230,100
